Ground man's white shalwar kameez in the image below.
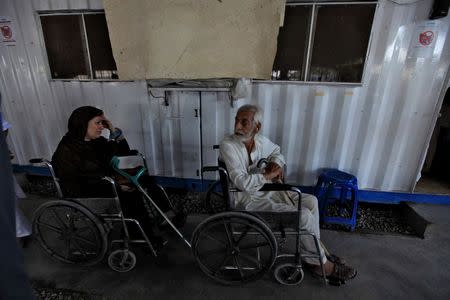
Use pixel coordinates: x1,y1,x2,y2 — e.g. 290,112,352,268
220,134,326,264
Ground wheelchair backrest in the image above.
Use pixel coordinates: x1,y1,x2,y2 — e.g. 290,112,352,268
29,158,64,199
217,159,233,211
30,158,122,214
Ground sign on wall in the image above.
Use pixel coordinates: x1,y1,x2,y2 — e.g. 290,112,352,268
410,20,440,58
0,16,16,46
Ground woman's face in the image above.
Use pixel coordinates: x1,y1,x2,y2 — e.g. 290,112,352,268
85,115,105,140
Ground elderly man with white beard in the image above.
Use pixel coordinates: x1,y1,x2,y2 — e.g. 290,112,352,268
219,104,357,284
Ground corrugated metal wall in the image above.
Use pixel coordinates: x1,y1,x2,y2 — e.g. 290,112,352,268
1,0,449,192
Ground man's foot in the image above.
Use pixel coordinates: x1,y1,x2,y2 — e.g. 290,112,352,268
151,236,168,253
326,254,346,265
313,261,357,285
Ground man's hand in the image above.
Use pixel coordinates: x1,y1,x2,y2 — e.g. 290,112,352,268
263,162,284,182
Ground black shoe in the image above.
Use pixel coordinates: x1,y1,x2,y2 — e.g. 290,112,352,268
151,236,168,253
18,235,31,248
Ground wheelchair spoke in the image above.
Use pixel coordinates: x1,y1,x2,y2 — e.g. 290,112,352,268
238,241,271,251
238,253,261,268
36,221,63,234
203,233,227,247
222,218,235,247
197,247,228,257
72,234,97,247
71,239,88,257
213,254,232,276
76,226,92,235
64,238,71,260
233,256,245,280
234,225,251,246
50,208,67,229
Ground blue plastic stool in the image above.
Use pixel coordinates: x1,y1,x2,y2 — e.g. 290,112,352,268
314,169,359,231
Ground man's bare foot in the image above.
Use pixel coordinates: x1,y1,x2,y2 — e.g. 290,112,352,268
314,261,334,276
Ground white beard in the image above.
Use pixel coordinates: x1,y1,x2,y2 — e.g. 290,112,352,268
233,131,257,143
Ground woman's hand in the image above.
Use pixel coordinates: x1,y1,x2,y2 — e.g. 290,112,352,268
102,117,116,133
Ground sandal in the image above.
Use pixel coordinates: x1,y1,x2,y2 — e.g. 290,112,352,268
326,263,357,286
326,254,346,265
312,263,357,286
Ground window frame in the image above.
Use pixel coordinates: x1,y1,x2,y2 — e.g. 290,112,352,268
266,1,378,86
37,10,119,82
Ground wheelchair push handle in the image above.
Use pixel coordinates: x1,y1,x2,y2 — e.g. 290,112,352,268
256,158,269,169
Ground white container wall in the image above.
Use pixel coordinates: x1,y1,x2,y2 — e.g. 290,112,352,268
1,0,450,192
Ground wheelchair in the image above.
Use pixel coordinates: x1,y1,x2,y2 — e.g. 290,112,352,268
30,153,189,273
29,151,327,285
196,155,327,285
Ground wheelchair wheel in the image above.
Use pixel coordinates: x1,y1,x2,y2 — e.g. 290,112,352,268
204,180,226,214
108,249,137,272
192,212,277,285
33,200,107,266
273,263,304,285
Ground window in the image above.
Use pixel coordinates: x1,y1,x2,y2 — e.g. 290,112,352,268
40,12,118,80
272,2,376,83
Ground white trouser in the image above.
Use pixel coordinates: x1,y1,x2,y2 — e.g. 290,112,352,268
295,193,326,265
245,192,327,265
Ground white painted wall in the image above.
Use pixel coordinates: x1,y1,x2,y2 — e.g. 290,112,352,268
1,0,449,192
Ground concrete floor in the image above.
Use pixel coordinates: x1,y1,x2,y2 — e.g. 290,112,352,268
20,194,450,300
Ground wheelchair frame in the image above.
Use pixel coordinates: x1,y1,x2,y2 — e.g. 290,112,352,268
30,155,185,272
30,152,327,285
198,161,328,285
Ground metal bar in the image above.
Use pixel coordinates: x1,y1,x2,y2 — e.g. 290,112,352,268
359,2,379,85
287,1,378,6
137,184,192,248
149,87,231,92
38,10,104,16
199,91,205,182
304,4,317,81
80,14,94,79
254,80,362,86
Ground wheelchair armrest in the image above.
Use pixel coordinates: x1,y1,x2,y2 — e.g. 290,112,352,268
202,166,219,172
101,176,120,198
259,183,301,195
29,158,47,164
101,176,116,185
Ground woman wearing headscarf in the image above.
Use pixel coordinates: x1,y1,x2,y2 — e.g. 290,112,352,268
52,106,169,249
52,106,130,197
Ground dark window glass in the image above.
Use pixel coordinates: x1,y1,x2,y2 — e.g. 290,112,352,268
272,6,311,81
84,14,118,79
309,4,376,82
41,15,89,79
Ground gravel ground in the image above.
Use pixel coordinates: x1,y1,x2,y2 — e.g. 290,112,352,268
321,202,418,236
32,281,103,300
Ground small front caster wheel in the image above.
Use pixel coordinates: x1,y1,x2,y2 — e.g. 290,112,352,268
108,249,136,272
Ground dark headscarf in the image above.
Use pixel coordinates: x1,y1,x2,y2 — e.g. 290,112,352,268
67,106,103,140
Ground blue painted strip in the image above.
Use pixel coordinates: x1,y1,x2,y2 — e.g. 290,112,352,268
13,164,51,176
12,164,450,204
